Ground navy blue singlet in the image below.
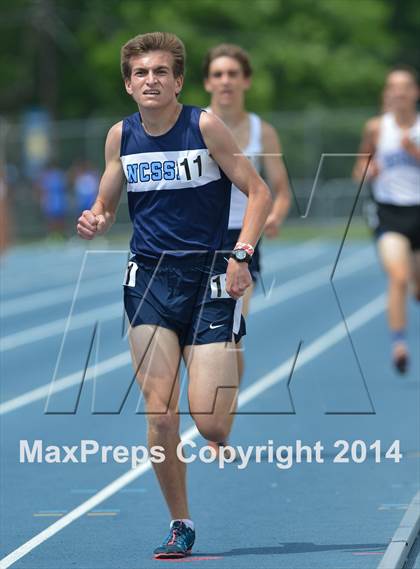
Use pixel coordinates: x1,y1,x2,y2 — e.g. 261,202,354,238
120,105,232,259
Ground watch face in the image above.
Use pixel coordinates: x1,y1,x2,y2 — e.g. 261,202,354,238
235,249,247,260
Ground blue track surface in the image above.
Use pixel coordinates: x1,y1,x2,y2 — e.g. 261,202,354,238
1,238,419,569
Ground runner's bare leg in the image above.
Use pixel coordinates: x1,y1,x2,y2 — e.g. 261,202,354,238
129,324,189,519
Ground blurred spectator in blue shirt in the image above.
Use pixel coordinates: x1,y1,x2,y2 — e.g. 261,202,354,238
71,160,99,214
36,161,68,237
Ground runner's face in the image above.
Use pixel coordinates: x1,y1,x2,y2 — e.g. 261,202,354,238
125,51,183,109
205,56,250,107
384,71,419,113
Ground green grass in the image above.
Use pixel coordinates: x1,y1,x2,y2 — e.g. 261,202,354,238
273,218,370,242
11,218,371,250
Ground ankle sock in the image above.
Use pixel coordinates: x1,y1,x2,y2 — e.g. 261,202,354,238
171,519,194,531
391,329,406,346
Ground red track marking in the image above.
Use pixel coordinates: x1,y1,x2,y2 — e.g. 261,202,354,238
153,556,223,562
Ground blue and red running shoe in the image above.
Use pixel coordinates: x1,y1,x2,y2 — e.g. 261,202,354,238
153,521,195,559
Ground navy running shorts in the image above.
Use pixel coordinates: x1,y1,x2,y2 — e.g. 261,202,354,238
123,252,246,347
222,228,261,282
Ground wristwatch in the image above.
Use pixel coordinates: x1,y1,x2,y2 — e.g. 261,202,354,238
229,249,252,264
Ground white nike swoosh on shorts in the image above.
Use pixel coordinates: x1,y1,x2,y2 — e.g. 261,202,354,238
209,323,224,329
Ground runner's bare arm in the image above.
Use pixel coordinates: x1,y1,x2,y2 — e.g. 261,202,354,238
353,117,380,182
200,111,272,248
200,112,272,300
77,122,124,240
261,122,291,238
401,130,420,161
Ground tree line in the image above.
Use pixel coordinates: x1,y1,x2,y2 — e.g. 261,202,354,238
0,0,418,119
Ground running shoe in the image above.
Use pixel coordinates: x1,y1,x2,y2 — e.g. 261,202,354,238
153,521,195,559
393,343,409,374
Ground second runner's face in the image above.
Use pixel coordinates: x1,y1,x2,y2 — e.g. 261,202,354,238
205,56,250,107
384,71,419,113
125,51,183,109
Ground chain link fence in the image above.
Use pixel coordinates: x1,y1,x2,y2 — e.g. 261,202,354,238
0,107,376,242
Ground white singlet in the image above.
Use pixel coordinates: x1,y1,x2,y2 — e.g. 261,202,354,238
372,112,420,206
205,108,263,228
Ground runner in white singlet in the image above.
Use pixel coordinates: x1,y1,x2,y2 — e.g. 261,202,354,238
204,108,266,280
203,43,290,448
354,65,420,374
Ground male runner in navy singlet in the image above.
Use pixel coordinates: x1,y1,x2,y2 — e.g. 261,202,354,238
77,32,272,558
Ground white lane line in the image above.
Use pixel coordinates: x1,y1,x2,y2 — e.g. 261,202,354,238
240,293,385,405
0,239,333,303
1,239,327,318
0,292,386,568
262,241,328,276
0,248,375,410
251,246,374,313
0,303,122,352
0,246,373,353
0,263,118,298
377,490,420,569
1,275,119,318
0,261,121,302
0,352,131,415
0,249,127,298
260,237,324,265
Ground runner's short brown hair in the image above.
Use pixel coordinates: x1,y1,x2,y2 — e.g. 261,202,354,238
202,44,252,78
121,32,186,80
387,64,419,85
